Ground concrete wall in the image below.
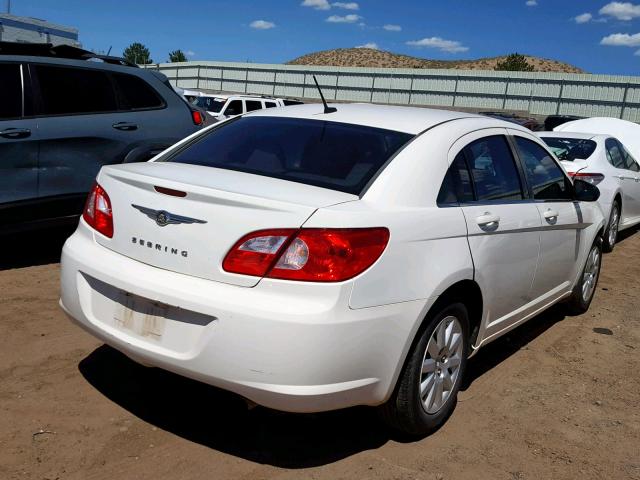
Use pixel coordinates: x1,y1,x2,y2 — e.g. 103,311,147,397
148,61,640,122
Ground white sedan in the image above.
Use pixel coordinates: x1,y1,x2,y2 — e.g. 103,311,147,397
60,104,604,435
539,132,640,252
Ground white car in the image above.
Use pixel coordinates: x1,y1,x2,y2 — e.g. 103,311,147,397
539,132,640,252
194,94,303,120
60,104,604,435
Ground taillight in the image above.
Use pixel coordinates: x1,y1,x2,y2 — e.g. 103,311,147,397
83,183,113,238
223,228,390,282
191,109,204,125
223,229,294,277
569,172,605,186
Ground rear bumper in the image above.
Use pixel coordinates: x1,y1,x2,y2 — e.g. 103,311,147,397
60,224,427,412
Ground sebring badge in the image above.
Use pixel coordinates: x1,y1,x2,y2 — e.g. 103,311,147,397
131,204,207,227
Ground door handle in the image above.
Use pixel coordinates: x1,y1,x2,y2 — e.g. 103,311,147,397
112,122,138,131
476,212,500,228
543,209,559,221
0,128,31,139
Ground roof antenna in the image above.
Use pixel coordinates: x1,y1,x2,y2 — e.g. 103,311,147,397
312,75,337,114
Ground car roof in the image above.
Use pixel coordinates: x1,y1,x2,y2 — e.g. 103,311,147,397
538,131,603,140
245,103,492,134
0,54,152,75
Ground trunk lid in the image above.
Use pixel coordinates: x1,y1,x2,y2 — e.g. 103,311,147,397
95,162,357,287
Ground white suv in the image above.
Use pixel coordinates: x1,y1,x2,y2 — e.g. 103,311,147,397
194,94,302,121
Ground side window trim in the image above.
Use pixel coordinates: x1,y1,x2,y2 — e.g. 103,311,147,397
460,147,478,202
22,63,37,117
505,134,534,200
19,64,25,117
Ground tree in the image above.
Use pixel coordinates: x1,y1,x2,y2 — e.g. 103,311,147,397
168,50,188,63
123,42,153,65
495,53,534,72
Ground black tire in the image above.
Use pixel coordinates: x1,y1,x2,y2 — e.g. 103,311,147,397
379,302,469,437
602,202,620,253
566,237,603,315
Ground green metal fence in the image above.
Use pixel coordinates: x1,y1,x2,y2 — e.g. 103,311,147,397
148,61,640,122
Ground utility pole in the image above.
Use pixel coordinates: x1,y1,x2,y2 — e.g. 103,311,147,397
7,0,11,14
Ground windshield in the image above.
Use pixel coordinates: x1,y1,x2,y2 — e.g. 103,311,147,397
194,96,226,113
164,116,414,195
540,137,597,161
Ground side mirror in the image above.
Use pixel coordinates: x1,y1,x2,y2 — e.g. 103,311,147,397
573,179,600,202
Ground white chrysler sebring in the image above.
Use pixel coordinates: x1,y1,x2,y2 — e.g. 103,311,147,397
60,103,605,435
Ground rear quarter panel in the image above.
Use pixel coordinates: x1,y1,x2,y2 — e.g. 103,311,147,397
304,126,474,310
305,203,472,309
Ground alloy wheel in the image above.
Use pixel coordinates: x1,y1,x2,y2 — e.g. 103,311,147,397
419,315,464,414
608,206,620,248
581,245,601,303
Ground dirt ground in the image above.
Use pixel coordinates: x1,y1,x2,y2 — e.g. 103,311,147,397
1,226,639,480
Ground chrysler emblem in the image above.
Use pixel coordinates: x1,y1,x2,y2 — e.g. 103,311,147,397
156,211,169,227
131,204,207,227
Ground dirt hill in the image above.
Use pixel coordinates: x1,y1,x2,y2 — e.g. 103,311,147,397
287,48,585,73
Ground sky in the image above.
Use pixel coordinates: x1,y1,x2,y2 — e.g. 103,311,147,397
9,0,640,75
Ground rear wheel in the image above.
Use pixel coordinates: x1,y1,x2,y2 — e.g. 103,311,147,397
379,302,469,436
603,202,620,253
566,238,602,315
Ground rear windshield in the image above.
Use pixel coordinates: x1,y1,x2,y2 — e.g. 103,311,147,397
194,96,225,113
540,137,597,161
164,116,414,195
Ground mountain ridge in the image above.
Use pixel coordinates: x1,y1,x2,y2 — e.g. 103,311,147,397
287,48,585,74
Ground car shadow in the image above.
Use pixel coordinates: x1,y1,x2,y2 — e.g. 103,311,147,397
78,345,392,468
460,304,566,391
78,304,571,467
0,225,75,270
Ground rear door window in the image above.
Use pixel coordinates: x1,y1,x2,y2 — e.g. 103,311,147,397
0,63,22,119
464,136,524,201
112,73,164,110
224,100,243,116
515,137,573,201
195,96,225,113
617,140,640,172
264,101,277,109
437,152,474,206
606,138,626,169
34,64,117,115
164,116,413,195
245,100,262,112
